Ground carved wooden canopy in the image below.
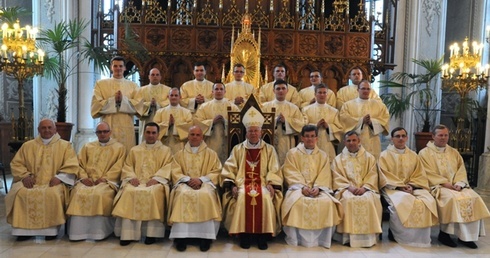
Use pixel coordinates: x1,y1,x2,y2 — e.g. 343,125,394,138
95,0,397,90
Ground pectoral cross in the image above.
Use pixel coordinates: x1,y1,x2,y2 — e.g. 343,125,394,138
246,160,258,172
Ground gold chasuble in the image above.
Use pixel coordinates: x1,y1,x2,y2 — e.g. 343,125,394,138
194,98,240,163
91,78,144,152
419,142,490,224
281,144,343,230
67,139,126,217
6,134,79,229
261,100,305,165
302,102,343,162
222,141,283,236
168,142,222,224
379,145,439,228
339,98,389,159
336,84,380,110
112,141,173,222
331,146,382,235
153,105,193,154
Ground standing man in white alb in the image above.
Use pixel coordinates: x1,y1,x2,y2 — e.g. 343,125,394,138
153,88,193,154
180,62,214,113
259,64,301,107
336,67,380,110
136,68,171,143
225,63,255,109
299,70,336,108
91,56,143,152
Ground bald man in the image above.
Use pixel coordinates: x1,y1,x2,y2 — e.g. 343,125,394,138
6,119,79,241
135,68,172,143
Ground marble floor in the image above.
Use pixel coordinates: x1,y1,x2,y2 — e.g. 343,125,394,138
1,175,490,258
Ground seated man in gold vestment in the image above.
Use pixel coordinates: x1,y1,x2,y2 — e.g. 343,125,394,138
6,119,79,241
282,125,343,248
419,124,490,249
67,122,126,241
379,127,438,247
331,131,382,248
168,125,222,252
222,107,284,250
112,122,173,246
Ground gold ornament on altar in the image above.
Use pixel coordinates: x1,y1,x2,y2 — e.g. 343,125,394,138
441,37,488,152
0,19,44,141
222,13,263,89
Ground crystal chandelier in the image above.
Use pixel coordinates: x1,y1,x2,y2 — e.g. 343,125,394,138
0,20,44,141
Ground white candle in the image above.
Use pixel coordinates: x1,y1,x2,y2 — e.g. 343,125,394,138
22,45,27,59
1,44,7,58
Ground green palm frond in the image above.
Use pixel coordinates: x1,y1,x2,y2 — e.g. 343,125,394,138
0,7,30,25
379,57,443,131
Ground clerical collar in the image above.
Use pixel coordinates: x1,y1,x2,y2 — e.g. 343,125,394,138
99,140,109,146
435,146,446,152
305,148,314,155
315,102,326,106
170,104,179,108
190,146,200,153
274,99,285,104
348,151,358,157
246,140,261,149
395,147,405,154
146,142,156,148
358,98,369,102
214,98,224,103
41,136,54,145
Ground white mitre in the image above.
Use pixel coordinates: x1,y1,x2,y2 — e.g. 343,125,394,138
242,106,265,128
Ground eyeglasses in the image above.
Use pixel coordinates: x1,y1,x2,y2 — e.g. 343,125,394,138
309,75,320,78
392,135,407,139
95,130,110,134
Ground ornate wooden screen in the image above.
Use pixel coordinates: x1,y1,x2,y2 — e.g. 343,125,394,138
93,0,398,90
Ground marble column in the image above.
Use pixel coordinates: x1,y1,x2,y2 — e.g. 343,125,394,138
73,0,98,152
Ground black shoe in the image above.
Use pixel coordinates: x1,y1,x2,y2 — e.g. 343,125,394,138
16,236,32,241
388,229,396,242
120,240,131,246
144,237,156,245
199,239,211,251
257,235,268,250
458,239,478,249
438,231,457,247
45,235,57,241
239,234,251,249
175,239,187,251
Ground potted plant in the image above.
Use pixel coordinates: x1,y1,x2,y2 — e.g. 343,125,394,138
37,19,112,140
379,57,443,151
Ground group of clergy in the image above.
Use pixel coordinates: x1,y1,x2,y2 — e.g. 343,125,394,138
5,56,489,252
